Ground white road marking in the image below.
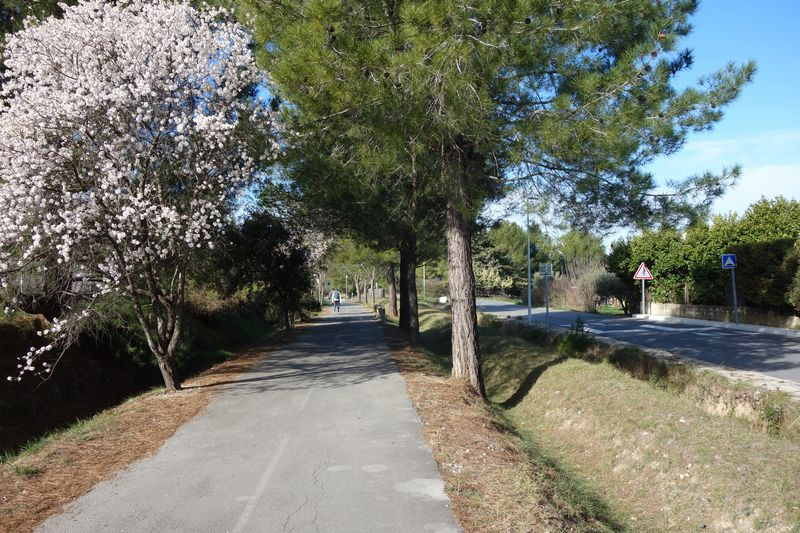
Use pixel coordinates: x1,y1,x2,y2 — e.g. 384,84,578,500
231,434,290,533
640,324,714,332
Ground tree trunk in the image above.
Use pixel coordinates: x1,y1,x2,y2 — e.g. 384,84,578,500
155,354,179,392
405,236,420,345
387,264,398,318
447,195,485,398
399,250,410,330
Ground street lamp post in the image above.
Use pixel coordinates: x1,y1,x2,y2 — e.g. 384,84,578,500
526,199,532,324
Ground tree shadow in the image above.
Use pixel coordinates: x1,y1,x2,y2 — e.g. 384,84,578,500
498,355,567,409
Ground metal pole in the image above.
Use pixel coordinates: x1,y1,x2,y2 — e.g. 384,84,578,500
345,272,348,300
641,279,646,316
545,275,550,329
731,268,739,324
526,204,532,324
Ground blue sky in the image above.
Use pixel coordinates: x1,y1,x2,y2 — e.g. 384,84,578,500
645,0,800,216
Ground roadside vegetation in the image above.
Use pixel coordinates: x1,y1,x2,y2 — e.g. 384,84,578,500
393,302,800,532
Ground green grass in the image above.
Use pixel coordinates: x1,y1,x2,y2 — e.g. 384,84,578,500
12,464,43,478
412,302,800,532
1,404,125,466
596,304,626,316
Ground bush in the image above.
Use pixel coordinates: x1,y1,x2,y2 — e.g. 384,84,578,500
595,273,638,314
558,332,594,356
478,313,502,328
786,243,800,315
617,198,800,314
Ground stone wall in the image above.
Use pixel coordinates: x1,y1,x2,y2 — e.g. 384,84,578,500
651,302,800,329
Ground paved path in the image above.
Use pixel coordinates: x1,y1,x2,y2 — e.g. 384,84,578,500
478,298,800,385
38,304,460,533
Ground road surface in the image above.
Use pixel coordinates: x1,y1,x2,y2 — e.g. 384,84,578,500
477,298,800,385
38,304,460,533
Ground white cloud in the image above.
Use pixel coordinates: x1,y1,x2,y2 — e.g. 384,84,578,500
712,164,800,216
647,128,800,182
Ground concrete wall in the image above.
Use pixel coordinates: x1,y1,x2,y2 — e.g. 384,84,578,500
651,302,800,330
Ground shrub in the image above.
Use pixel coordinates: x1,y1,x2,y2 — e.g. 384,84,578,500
595,273,638,314
478,313,502,328
558,332,594,356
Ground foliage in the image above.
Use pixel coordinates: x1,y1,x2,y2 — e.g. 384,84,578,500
216,211,312,330
595,272,638,315
236,0,753,395
0,0,272,389
0,1,73,36
473,228,515,294
787,243,800,314
557,231,606,278
611,198,800,314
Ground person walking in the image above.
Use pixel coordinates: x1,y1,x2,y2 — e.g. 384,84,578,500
329,288,342,312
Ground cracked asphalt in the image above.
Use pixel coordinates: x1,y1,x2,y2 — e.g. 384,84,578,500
37,304,460,533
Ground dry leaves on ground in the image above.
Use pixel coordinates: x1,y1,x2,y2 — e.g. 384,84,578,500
383,325,607,533
0,334,291,533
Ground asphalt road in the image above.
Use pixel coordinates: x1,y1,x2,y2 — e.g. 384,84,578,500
38,304,460,533
477,298,800,385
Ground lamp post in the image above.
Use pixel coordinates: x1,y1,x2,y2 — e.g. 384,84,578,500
526,198,532,324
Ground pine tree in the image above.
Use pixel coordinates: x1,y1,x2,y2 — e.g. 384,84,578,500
238,0,753,397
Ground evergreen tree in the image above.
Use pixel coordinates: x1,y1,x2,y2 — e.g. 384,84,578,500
237,0,753,397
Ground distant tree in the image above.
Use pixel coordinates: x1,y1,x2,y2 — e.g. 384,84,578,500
0,0,273,390
487,221,553,281
473,228,514,295
595,272,638,315
557,231,607,277
221,212,312,330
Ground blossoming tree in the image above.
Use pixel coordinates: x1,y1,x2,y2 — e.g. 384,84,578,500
0,0,274,391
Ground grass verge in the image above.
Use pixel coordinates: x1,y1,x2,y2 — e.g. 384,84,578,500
383,321,626,532
402,303,800,532
0,325,295,533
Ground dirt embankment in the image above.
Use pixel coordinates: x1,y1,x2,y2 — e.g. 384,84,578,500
1,314,157,455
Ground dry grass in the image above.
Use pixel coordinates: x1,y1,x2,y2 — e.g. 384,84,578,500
383,324,623,532
0,333,291,533
408,302,800,532
505,358,800,532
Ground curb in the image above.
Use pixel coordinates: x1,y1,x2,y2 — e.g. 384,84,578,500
634,314,800,339
507,317,800,401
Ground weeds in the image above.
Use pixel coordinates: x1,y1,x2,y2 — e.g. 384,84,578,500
12,465,43,478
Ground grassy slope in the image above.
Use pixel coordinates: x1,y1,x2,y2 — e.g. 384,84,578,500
417,304,800,533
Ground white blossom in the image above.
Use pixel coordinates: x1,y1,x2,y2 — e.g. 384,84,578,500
0,0,275,384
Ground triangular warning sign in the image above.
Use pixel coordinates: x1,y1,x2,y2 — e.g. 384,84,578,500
633,262,653,280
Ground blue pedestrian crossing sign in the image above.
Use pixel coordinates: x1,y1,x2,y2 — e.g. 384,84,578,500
721,253,737,269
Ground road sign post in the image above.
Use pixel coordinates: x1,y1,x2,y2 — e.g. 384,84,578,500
633,262,654,315
721,254,738,323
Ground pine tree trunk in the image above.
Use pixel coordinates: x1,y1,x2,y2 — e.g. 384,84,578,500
387,264,398,318
399,249,410,330
447,195,485,398
405,235,420,345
